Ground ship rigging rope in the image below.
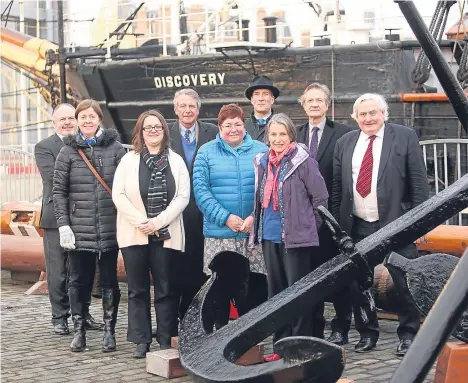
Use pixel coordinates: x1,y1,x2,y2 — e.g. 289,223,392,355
412,0,456,90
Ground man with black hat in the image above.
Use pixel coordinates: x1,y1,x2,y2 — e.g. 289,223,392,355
244,75,280,142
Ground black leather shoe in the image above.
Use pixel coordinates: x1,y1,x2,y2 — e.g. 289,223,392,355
327,332,349,346
84,313,104,330
134,344,150,358
396,339,412,357
354,337,377,353
53,322,70,335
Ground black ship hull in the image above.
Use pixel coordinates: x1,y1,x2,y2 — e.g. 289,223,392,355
70,41,467,144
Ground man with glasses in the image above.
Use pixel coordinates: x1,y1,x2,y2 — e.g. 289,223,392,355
168,88,218,328
296,83,353,340
244,75,280,142
35,103,103,335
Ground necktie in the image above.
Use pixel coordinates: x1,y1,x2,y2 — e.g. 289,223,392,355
356,135,377,198
184,129,191,143
309,126,319,159
257,118,266,126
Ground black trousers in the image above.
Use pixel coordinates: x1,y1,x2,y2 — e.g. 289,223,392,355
263,241,320,345
121,242,178,346
68,250,119,321
43,229,94,324
214,271,268,330
43,228,70,324
331,217,421,341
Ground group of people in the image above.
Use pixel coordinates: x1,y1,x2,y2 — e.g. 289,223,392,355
35,74,429,361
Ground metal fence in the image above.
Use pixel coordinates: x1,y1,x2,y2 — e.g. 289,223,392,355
420,139,468,225
0,147,42,204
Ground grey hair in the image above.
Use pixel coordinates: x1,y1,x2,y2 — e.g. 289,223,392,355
351,93,389,121
53,103,75,117
298,83,331,106
173,88,201,109
265,113,297,144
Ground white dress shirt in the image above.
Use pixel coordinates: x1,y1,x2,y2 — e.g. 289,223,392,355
352,124,385,222
308,118,326,148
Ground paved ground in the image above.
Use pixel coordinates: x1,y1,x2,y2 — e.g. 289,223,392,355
1,279,436,383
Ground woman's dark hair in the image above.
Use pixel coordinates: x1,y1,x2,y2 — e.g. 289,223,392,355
75,99,103,121
132,110,171,153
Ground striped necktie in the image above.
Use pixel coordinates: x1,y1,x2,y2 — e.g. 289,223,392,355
356,135,377,198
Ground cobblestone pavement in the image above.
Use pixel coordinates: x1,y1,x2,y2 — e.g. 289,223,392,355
1,280,436,383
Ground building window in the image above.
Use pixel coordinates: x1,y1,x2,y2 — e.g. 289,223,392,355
364,11,375,25
222,21,237,37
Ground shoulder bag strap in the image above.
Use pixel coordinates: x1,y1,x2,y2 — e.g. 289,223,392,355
77,148,112,195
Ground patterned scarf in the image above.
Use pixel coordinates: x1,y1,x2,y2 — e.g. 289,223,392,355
141,146,171,241
262,142,297,211
79,126,103,146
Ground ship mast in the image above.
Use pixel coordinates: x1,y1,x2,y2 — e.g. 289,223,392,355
57,0,66,103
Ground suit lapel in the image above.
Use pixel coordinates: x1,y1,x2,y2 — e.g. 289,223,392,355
316,120,336,162
297,122,309,146
377,124,394,183
170,121,183,158
345,132,360,195
52,134,64,157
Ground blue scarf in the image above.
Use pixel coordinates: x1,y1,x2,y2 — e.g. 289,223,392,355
79,127,103,146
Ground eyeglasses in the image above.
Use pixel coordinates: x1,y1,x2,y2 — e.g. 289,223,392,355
143,125,164,132
222,123,244,130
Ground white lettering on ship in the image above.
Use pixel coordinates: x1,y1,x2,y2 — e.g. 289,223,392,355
154,73,226,89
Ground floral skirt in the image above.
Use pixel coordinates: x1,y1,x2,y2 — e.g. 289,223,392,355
203,238,267,275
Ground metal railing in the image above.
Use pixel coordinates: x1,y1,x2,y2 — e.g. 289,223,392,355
420,139,468,225
0,147,42,204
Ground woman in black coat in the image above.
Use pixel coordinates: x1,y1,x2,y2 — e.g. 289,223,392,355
53,99,126,352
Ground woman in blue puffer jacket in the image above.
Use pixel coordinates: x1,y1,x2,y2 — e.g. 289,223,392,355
193,104,268,329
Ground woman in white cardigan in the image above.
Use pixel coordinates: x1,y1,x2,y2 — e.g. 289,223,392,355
112,110,189,358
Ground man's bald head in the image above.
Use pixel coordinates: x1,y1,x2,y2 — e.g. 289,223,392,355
53,103,77,136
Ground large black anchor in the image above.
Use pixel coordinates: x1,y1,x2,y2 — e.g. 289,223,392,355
179,174,468,383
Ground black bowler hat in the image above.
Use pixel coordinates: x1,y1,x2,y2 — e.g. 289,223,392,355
245,75,280,100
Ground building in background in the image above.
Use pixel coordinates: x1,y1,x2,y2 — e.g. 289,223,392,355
1,0,59,151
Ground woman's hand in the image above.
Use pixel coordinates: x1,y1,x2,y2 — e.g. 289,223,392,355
226,214,244,232
239,215,254,233
137,220,158,236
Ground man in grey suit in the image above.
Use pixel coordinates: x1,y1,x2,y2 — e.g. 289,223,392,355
35,103,102,334
169,88,218,324
296,82,353,339
331,93,429,356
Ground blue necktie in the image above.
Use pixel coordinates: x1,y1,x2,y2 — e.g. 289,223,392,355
309,126,319,159
184,129,191,143
257,118,266,126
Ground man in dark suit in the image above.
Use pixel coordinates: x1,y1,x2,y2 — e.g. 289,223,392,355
296,82,353,339
331,93,429,356
35,103,103,335
244,75,280,142
169,88,218,325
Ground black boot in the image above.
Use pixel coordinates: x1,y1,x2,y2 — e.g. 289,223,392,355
70,315,86,352
69,285,86,352
102,288,120,352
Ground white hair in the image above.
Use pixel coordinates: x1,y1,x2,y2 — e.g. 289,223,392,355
173,88,201,109
351,93,389,121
